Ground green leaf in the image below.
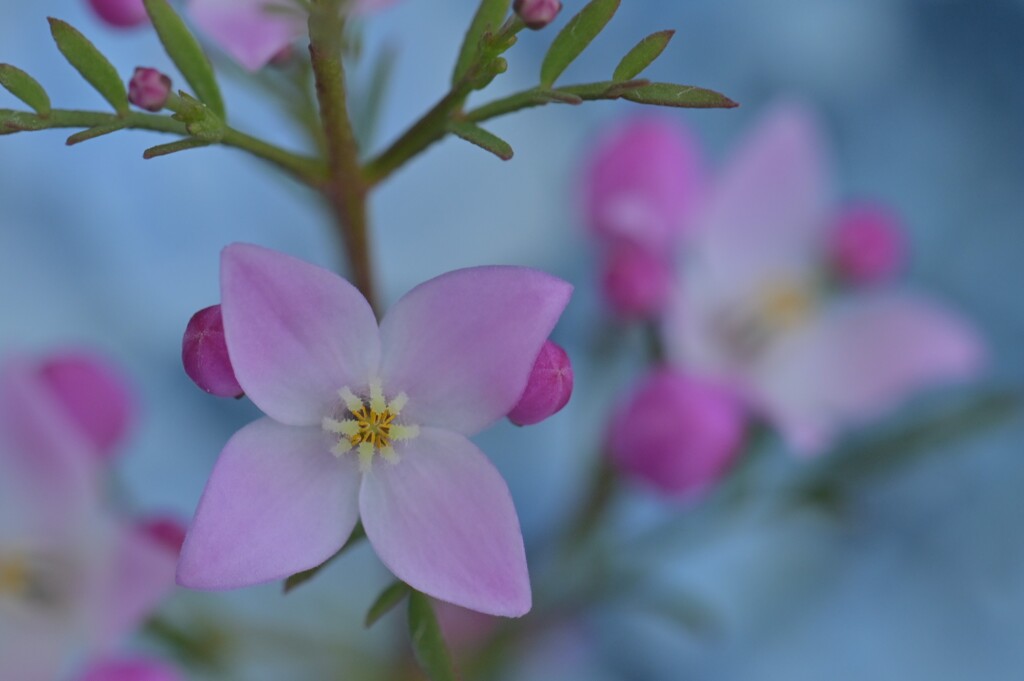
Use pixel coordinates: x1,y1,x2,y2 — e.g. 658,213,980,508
538,89,583,105
143,0,225,119
47,19,128,115
453,0,510,85
66,121,126,146
449,121,514,160
613,29,674,81
0,65,51,116
283,523,366,594
143,137,211,159
364,581,411,628
407,591,459,681
622,82,738,109
540,0,620,88
0,109,49,134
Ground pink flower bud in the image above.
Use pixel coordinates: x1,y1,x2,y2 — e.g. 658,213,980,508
514,0,562,29
38,351,135,460
87,0,149,29
601,242,674,320
508,340,573,426
608,370,746,496
77,657,184,681
182,305,243,398
828,203,906,286
138,516,187,557
128,67,172,112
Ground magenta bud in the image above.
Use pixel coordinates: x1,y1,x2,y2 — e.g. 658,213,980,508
128,68,172,112
182,305,243,398
87,0,149,29
137,516,187,557
508,340,573,426
608,370,746,496
828,203,906,286
38,352,135,460
514,0,562,29
601,243,674,320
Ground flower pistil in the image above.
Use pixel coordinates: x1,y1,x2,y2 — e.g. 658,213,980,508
323,380,419,472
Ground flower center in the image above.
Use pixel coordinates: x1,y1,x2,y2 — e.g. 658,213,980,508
712,278,818,365
322,379,419,472
0,555,29,597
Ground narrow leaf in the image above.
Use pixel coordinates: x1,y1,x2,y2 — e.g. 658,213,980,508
449,121,513,160
0,65,51,116
407,591,459,681
66,121,126,146
283,523,366,594
603,78,650,98
613,30,674,81
143,137,211,159
540,0,620,87
364,581,411,628
47,19,128,115
622,82,738,109
453,0,511,85
538,89,583,105
143,0,225,119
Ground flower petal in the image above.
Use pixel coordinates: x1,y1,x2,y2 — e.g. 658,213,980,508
221,243,380,426
378,267,572,435
189,0,306,72
359,428,530,617
754,293,986,455
77,657,184,681
177,418,361,589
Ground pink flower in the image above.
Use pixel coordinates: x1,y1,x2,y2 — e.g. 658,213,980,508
189,0,399,72
583,117,703,252
608,369,746,496
87,0,149,29
0,359,177,680
77,657,183,681
177,244,572,617
507,340,573,426
663,103,985,455
600,241,675,319
827,202,906,285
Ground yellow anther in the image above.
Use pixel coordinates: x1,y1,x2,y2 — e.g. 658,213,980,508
328,384,419,471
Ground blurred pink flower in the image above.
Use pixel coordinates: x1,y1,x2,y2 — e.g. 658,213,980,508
189,0,399,71
507,340,573,426
663,103,985,455
600,241,675,319
177,244,572,617
87,0,149,29
0,359,177,680
608,369,746,496
77,656,183,681
828,202,907,285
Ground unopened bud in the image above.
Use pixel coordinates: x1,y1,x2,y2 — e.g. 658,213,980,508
608,370,746,496
128,68,172,112
182,305,243,398
514,0,562,29
508,340,573,426
87,0,149,29
601,243,674,320
828,203,906,286
38,352,135,460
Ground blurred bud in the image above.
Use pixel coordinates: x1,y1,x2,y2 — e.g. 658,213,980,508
137,516,187,557
601,243,674,320
87,0,149,28
584,117,703,251
828,203,906,286
508,340,573,426
269,45,296,67
608,370,746,496
128,68,172,112
38,352,135,460
182,305,243,398
77,657,183,681
514,0,562,29
434,599,498,651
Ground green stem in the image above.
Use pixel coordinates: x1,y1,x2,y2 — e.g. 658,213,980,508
308,0,377,310
0,108,326,185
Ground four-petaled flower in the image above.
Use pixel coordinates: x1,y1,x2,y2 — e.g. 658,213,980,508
177,244,572,617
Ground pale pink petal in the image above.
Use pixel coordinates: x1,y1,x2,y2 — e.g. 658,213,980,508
696,101,831,283
189,0,306,72
221,243,380,426
754,293,986,455
378,267,572,435
360,428,530,617
93,523,178,648
77,657,184,681
177,418,361,589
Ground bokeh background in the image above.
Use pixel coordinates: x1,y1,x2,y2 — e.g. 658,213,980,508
1,1,1023,679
